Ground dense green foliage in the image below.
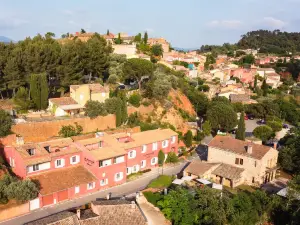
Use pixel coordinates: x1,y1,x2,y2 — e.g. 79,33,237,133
184,130,193,147
0,110,12,137
147,175,173,189
13,87,32,111
147,185,300,225
84,100,107,118
0,175,39,204
128,93,142,107
158,150,165,167
236,113,245,140
58,123,83,137
165,152,179,163
30,73,49,110
253,125,274,142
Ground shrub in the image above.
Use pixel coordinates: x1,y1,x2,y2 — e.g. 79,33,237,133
165,152,179,163
142,101,151,107
104,97,123,114
85,100,108,118
253,125,274,142
58,123,83,137
127,112,140,127
184,130,193,147
128,93,142,107
266,121,282,132
140,122,160,131
0,110,12,137
143,191,163,206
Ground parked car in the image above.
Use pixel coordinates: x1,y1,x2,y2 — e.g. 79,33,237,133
247,114,255,120
244,115,249,120
257,119,266,125
283,124,289,129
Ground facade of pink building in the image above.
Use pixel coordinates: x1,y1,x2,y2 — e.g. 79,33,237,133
3,129,178,209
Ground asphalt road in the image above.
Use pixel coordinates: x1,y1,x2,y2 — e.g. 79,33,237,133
0,162,188,225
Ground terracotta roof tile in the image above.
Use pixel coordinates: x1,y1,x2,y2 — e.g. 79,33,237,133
185,160,219,176
49,97,78,106
208,135,272,160
24,211,79,225
29,165,97,195
212,163,245,180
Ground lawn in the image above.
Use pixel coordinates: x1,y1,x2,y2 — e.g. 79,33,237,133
147,175,174,189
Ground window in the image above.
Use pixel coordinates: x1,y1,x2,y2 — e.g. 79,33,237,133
152,142,158,151
27,148,35,156
99,159,111,167
235,158,243,165
100,179,108,186
87,182,95,190
33,164,39,171
142,145,147,153
171,136,176,144
128,150,136,159
75,186,80,194
114,156,125,164
141,160,146,168
162,140,169,148
126,167,131,175
132,165,139,173
9,157,15,167
98,141,103,148
99,160,103,167
44,146,50,153
151,157,158,165
55,159,64,168
70,155,79,165
115,172,124,181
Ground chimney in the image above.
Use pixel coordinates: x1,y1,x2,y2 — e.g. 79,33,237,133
131,201,136,209
106,193,111,200
76,209,81,219
247,143,253,154
16,135,24,146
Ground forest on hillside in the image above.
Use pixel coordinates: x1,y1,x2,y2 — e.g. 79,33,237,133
198,30,300,55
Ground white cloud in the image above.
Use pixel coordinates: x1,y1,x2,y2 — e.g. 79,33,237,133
262,17,286,28
206,20,242,29
0,17,28,30
145,28,154,33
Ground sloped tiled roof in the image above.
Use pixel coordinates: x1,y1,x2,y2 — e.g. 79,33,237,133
208,135,272,160
49,97,78,106
185,160,219,176
212,163,245,180
24,211,79,225
29,165,97,195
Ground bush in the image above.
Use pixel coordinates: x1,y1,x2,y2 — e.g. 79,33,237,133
140,122,160,131
266,121,282,132
85,100,108,118
143,191,163,206
142,101,151,107
104,97,123,114
165,152,179,163
128,93,142,107
58,123,83,137
0,110,12,137
127,112,140,127
253,125,274,142
184,130,193,147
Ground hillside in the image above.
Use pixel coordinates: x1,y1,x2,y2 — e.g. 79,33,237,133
198,30,300,55
237,30,300,54
0,36,13,43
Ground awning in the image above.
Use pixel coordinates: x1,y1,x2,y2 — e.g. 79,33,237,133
196,178,212,185
181,176,193,181
212,183,223,190
172,179,184,185
277,188,287,197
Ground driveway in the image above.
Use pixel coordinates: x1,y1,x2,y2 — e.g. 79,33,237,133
245,119,260,137
1,163,188,225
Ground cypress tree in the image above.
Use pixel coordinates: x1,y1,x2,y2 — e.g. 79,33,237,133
107,29,110,35
262,79,268,97
143,31,148,44
40,73,49,110
115,106,122,127
30,74,41,110
236,112,246,140
184,130,193,148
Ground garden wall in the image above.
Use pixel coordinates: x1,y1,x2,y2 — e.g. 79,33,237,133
11,115,116,142
0,201,29,222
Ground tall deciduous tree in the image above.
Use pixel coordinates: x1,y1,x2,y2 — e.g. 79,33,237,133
236,112,246,140
0,110,12,137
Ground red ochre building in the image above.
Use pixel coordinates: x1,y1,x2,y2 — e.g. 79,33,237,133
3,129,178,209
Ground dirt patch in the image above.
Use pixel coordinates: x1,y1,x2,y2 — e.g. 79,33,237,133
168,89,196,117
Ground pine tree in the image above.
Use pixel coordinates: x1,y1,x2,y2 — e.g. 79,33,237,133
143,32,148,44
40,73,49,109
236,112,245,140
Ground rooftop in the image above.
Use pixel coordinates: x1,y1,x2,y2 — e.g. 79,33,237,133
185,160,219,176
49,97,78,106
70,83,108,93
212,163,245,180
208,135,273,160
229,94,250,103
29,165,97,195
24,211,79,225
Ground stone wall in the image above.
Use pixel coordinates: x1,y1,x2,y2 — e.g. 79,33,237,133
12,115,116,143
0,201,29,222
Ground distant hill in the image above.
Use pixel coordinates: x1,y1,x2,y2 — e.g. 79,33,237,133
0,36,13,43
237,30,300,54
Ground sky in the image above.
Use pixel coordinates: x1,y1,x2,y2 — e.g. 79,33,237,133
1,0,300,48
